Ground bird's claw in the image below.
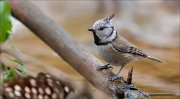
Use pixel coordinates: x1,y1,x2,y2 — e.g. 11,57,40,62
109,75,123,81
96,64,112,71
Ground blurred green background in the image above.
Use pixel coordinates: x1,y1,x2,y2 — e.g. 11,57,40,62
1,0,179,99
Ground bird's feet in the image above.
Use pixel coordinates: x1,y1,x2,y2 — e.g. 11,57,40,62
96,64,112,71
109,75,123,81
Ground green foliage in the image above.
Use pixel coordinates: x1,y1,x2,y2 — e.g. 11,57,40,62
1,62,6,70
10,45,26,75
1,63,16,83
10,58,26,75
0,0,25,84
0,57,26,83
0,0,12,44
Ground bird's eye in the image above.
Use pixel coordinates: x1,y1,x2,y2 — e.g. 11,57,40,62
99,27,106,31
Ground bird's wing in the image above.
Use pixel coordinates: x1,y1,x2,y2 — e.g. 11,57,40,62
111,42,163,62
111,35,162,62
111,38,148,57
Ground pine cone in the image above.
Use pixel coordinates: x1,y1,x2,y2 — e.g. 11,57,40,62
3,72,73,99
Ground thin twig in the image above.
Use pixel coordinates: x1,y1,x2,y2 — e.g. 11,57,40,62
149,93,178,96
127,66,133,84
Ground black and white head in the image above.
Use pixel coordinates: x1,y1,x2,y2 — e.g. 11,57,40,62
88,14,117,45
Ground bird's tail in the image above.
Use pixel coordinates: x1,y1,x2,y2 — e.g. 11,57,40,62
147,56,163,63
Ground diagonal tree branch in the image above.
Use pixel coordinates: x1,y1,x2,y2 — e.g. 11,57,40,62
8,0,148,98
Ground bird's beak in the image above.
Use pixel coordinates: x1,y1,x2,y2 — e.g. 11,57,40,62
108,14,115,20
88,28,94,32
